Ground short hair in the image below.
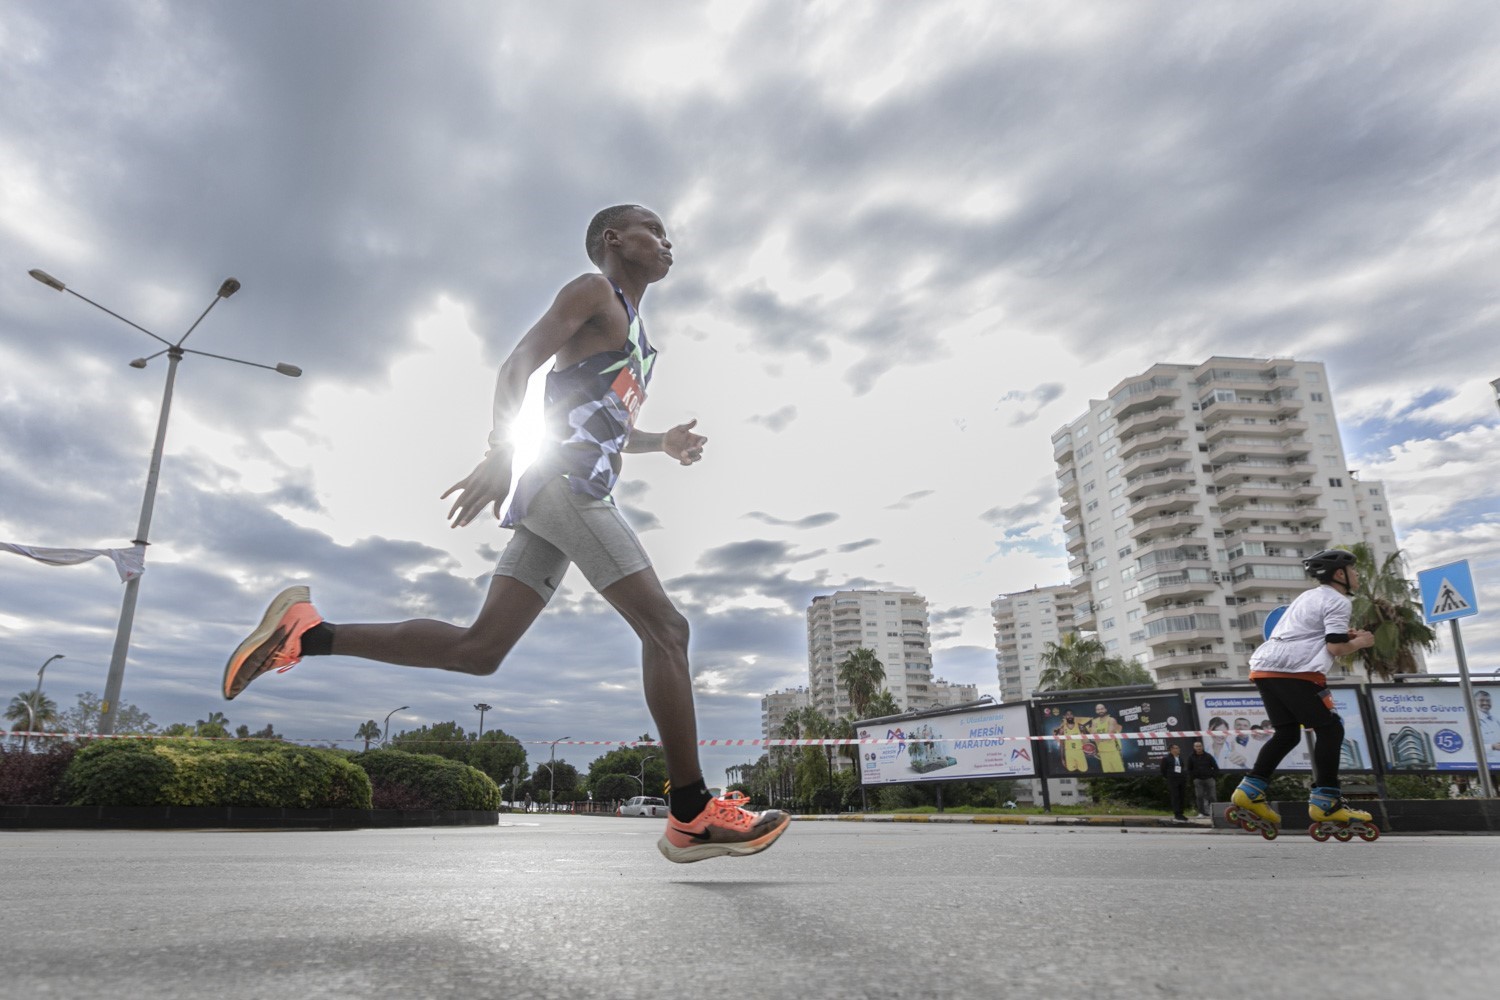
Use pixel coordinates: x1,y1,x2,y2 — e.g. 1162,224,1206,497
586,204,643,267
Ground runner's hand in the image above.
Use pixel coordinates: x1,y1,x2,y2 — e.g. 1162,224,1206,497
663,419,707,466
443,452,513,527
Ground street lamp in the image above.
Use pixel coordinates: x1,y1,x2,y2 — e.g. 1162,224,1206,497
474,703,492,739
28,269,302,735
635,753,656,794
541,735,570,810
22,654,64,752
383,706,409,746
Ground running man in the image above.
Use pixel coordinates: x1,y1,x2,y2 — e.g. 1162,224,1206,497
223,205,790,864
1229,549,1376,831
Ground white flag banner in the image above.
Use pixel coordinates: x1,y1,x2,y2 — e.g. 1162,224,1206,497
1,542,146,582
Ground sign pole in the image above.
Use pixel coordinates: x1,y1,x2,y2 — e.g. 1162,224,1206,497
1449,620,1496,798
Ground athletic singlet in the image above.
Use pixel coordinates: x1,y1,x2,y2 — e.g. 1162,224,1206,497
501,279,657,526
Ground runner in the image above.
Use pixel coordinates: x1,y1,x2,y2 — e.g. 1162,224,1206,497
223,205,790,863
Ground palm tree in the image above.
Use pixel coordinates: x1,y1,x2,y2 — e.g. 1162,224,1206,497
866,689,901,718
837,647,886,719
1036,632,1153,691
356,720,382,751
1343,543,1437,680
6,691,59,750
195,710,230,738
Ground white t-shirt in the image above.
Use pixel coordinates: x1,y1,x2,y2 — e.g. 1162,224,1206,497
1249,584,1351,677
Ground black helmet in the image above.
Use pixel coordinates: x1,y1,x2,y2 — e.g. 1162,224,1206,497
1303,549,1356,581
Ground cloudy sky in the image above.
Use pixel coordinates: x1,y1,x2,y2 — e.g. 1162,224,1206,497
3,1,1497,788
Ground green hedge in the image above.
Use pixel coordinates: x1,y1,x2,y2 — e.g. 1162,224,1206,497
60,740,372,809
349,749,501,811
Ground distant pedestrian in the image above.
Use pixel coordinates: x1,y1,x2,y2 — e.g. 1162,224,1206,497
1185,739,1220,817
1159,743,1188,821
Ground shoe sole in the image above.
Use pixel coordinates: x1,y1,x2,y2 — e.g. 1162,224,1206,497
222,586,310,700
656,813,792,864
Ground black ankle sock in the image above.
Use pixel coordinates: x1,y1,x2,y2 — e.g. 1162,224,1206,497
301,622,336,656
670,778,712,822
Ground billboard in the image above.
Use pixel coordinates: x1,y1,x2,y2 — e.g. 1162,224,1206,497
1192,687,1375,773
1031,692,1190,776
855,703,1037,786
1370,684,1500,772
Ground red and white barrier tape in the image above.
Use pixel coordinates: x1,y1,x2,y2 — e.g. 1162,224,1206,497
1,730,1224,746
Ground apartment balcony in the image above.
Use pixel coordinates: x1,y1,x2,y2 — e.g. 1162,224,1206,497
1125,467,1196,499
1116,407,1185,440
1217,503,1307,529
1065,532,1088,556
1113,385,1183,419
1127,489,1199,519
1135,535,1209,562
1138,571,1218,600
1122,447,1194,480
1118,424,1190,460
1215,482,1320,506
1203,417,1307,443
1202,396,1304,425
1058,473,1079,501
1053,435,1074,463
1149,651,1231,680
1130,511,1205,542
1073,603,1097,629
1211,460,1317,484
1208,438,1306,464
1061,491,1082,520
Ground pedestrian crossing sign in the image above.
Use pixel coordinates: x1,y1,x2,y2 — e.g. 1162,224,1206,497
1416,560,1479,624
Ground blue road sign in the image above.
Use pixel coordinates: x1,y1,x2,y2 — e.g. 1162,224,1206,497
1262,604,1288,641
1416,560,1479,624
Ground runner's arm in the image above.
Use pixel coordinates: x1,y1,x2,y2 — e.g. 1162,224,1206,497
443,275,613,527
624,419,706,465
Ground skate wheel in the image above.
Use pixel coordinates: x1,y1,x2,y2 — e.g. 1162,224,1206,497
1358,826,1379,842
1309,824,1331,843
1334,828,1353,842
1260,825,1277,841
1224,805,1239,824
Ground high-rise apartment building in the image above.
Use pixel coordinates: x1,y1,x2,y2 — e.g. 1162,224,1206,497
930,678,982,709
761,686,811,744
993,584,1076,702
1051,357,1400,686
806,589,934,719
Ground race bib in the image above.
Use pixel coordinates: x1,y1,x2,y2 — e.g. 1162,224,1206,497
610,365,646,430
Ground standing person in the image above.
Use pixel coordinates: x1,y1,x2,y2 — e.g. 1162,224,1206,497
1159,743,1188,821
1185,739,1219,817
222,205,790,864
1087,703,1125,773
1229,549,1376,834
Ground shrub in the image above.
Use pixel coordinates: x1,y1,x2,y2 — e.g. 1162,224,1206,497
60,739,372,808
0,742,81,805
350,749,501,811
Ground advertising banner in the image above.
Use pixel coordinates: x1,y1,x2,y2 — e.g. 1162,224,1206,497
855,703,1037,786
1192,688,1374,773
1031,693,1190,776
1370,684,1500,772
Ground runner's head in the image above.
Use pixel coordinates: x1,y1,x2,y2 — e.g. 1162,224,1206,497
586,205,672,279
1304,548,1358,594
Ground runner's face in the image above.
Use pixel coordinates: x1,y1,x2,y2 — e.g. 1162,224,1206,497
612,209,673,279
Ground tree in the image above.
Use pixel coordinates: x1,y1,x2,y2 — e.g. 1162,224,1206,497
837,647,886,719
391,721,470,761
356,720,382,751
58,692,155,736
1036,633,1152,691
195,711,230,739
6,691,59,751
866,689,901,718
585,738,665,800
1343,543,1437,680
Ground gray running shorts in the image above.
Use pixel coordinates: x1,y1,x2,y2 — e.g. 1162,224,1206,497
494,476,652,602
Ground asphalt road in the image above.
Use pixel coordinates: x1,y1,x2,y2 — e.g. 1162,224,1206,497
3,818,1495,999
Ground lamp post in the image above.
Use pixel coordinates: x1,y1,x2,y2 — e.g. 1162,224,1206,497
546,735,570,810
21,654,64,752
28,269,301,735
635,753,656,794
383,705,408,747
474,703,492,739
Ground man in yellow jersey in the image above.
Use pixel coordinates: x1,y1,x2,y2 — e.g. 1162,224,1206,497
1053,710,1089,773
1088,703,1125,773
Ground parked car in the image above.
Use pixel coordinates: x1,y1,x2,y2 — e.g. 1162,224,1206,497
617,795,669,818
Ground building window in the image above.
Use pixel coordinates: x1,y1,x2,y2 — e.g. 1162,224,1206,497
1310,392,1325,402
1328,477,1343,487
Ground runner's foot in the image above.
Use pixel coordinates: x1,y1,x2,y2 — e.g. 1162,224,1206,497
223,586,323,700
657,791,791,863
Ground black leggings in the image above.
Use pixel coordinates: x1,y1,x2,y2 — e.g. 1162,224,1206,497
1250,676,1344,788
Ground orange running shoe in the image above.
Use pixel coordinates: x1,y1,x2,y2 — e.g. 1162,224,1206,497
222,586,323,700
657,791,791,864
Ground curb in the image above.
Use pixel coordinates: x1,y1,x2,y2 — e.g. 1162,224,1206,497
790,812,1207,828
